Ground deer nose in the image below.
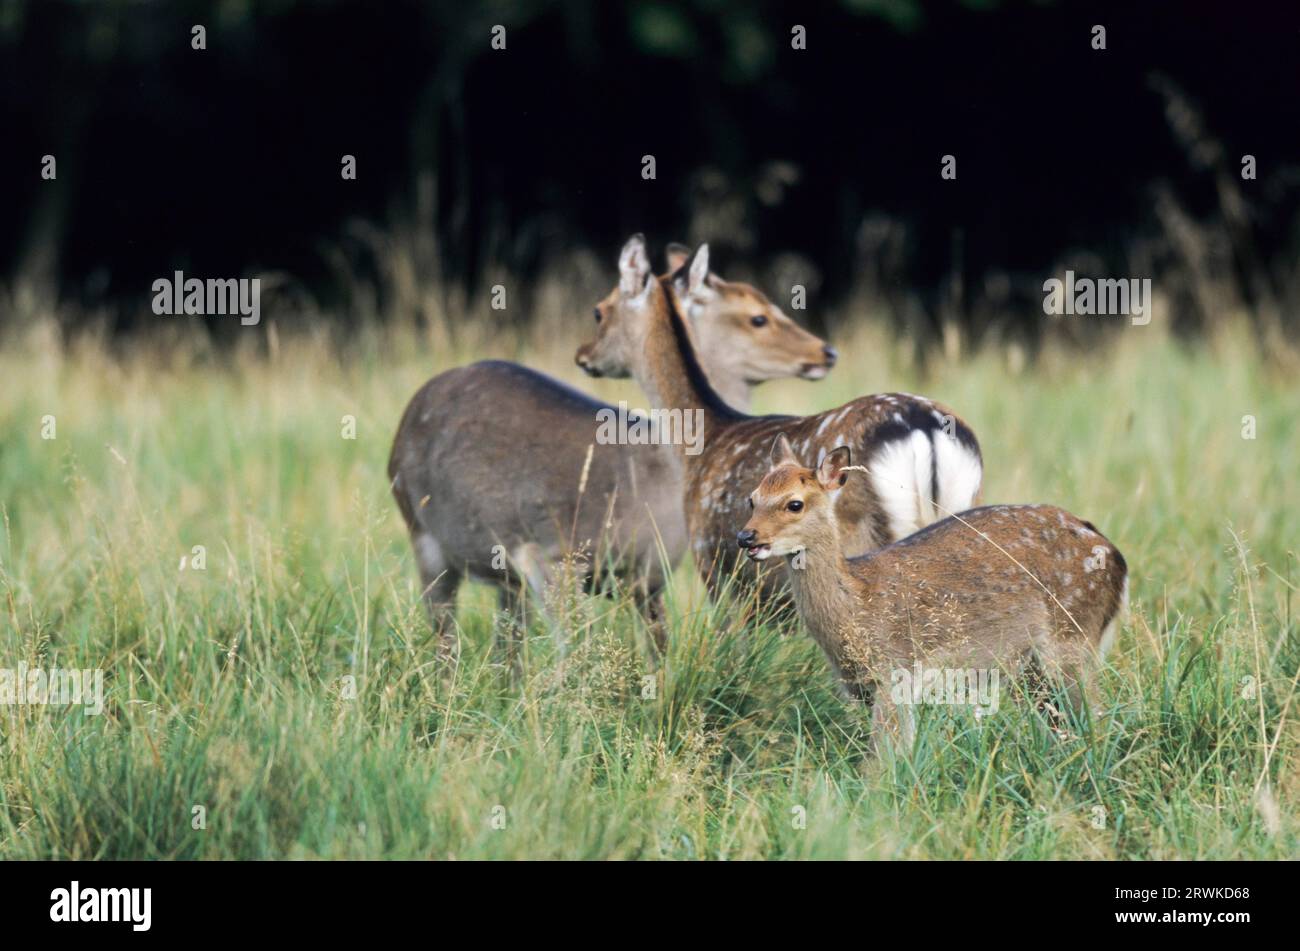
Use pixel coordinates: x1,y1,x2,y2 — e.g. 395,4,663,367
575,349,601,377
736,528,758,549
822,345,838,367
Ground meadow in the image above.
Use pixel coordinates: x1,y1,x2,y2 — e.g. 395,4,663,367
1,297,1296,860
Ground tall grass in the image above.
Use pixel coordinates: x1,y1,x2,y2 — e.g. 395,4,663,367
0,302,1296,859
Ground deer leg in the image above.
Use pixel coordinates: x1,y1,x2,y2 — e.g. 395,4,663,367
634,585,669,657
1061,643,1106,725
1034,642,1101,734
413,532,460,662
495,585,525,680
509,542,550,611
509,543,576,658
868,691,916,755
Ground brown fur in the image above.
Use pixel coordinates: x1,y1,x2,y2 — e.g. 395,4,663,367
589,246,834,412
740,440,1128,736
389,241,834,657
576,237,983,602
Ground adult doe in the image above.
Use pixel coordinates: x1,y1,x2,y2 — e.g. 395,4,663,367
388,243,835,657
739,436,1128,741
575,236,984,599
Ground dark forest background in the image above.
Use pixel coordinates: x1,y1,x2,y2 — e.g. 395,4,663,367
2,0,1299,347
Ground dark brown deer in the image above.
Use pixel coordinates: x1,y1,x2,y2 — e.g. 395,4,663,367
388,241,835,659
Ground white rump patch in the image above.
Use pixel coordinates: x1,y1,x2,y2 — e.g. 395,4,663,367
867,431,936,540
866,426,983,541
932,428,983,516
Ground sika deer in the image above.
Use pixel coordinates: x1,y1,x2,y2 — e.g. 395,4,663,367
575,236,984,601
655,243,838,412
388,242,835,658
738,436,1128,743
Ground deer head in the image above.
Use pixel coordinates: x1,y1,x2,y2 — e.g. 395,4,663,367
576,238,835,400
575,234,658,379
737,434,853,561
667,247,836,385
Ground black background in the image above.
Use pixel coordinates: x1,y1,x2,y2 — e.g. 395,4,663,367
3,0,1298,340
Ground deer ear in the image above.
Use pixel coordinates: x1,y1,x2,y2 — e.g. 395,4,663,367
686,244,710,297
619,234,649,295
672,244,706,297
770,432,799,468
818,446,852,490
665,242,691,273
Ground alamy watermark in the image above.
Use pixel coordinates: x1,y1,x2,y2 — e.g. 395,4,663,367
152,271,260,325
0,663,104,716
890,662,1000,716
50,881,151,931
1043,271,1151,326
595,401,704,455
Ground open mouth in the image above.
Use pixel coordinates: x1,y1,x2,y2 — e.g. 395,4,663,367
799,364,829,380
743,543,772,561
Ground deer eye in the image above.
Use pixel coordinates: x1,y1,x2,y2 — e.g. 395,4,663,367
786,499,804,512
593,308,602,324
750,314,768,327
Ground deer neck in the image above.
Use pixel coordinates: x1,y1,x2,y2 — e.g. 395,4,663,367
669,298,751,413
784,522,879,691
701,372,751,414
630,284,743,469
